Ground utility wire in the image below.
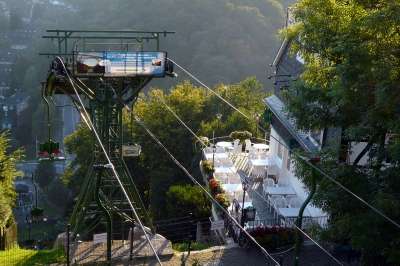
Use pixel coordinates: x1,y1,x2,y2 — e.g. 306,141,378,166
56,57,163,266
151,88,344,265
116,99,281,265
171,58,400,230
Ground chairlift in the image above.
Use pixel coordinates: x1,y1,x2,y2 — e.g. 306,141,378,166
122,144,141,157
38,140,66,161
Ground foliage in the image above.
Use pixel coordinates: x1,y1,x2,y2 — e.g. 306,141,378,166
215,193,231,209
9,11,24,31
60,75,268,221
0,246,66,265
201,160,215,176
230,130,252,143
35,162,56,189
244,226,295,250
47,178,71,208
208,178,224,197
194,136,210,151
281,0,400,264
165,185,211,219
24,1,284,92
61,124,93,193
0,131,24,227
172,242,214,252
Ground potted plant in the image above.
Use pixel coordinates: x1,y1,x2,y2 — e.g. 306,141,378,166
195,136,210,151
230,130,252,144
215,193,231,209
201,160,215,179
208,178,224,196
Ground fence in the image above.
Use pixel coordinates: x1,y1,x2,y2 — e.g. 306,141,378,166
0,223,17,250
0,213,362,265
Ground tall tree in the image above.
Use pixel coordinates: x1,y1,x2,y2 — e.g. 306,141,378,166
9,12,24,31
35,162,56,189
282,0,400,264
0,132,24,227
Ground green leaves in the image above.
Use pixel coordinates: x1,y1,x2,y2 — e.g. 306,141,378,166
283,0,400,263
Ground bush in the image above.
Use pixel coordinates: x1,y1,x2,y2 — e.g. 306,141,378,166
244,226,295,250
208,178,224,197
230,130,252,144
201,160,215,176
166,185,211,219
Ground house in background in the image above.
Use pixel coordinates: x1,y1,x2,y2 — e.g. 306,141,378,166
0,91,29,127
263,10,371,218
0,117,12,131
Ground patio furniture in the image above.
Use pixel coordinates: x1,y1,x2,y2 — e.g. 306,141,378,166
276,178,290,187
262,178,275,198
288,198,302,208
284,195,298,206
266,186,296,196
268,194,283,212
273,197,286,218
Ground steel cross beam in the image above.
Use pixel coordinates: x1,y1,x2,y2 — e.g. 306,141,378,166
39,30,176,241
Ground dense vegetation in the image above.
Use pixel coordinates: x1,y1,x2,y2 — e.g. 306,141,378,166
7,0,287,94
0,132,24,228
62,77,268,220
282,0,400,264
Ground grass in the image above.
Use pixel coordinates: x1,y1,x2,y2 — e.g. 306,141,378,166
172,242,215,252
0,246,66,266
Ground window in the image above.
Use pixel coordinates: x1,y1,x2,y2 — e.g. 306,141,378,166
309,129,324,147
286,155,291,171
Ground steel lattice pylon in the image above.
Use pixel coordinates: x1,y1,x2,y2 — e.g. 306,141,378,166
40,30,176,253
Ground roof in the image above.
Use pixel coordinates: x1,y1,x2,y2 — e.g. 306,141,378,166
263,94,317,152
271,38,289,66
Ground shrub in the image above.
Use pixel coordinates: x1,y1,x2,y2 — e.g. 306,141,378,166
215,193,231,209
201,160,215,175
208,178,224,197
195,136,210,151
243,225,296,250
230,130,252,144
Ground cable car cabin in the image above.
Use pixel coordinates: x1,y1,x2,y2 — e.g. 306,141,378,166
38,141,66,161
122,145,141,157
30,207,47,222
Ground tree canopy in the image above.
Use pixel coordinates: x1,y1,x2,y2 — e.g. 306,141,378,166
0,132,24,227
282,0,400,264
61,77,268,221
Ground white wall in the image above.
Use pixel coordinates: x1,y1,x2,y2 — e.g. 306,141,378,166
269,127,327,217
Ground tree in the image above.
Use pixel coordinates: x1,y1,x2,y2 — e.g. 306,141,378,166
35,162,56,189
0,131,24,227
0,11,8,31
32,3,45,20
9,12,24,31
61,124,93,193
166,185,211,219
282,0,400,264
47,178,70,208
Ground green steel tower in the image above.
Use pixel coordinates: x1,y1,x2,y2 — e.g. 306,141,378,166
39,30,176,249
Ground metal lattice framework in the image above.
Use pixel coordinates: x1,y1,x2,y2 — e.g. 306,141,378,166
39,30,176,246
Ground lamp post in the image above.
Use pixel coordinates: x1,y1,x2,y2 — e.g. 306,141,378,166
216,113,222,142
255,113,260,141
211,144,217,180
241,179,248,228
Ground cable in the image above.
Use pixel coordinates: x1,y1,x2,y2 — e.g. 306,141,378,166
56,57,163,266
169,59,268,135
150,88,344,265
121,104,281,265
171,58,400,230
